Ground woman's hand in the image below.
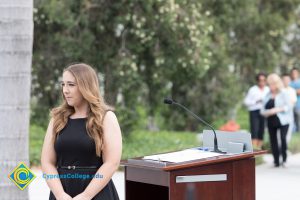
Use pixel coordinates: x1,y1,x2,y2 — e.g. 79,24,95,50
270,107,284,114
262,107,284,117
261,110,273,117
56,192,72,200
72,192,92,200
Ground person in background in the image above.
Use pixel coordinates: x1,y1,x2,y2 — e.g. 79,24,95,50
261,73,292,167
244,73,269,149
282,74,297,143
289,67,300,132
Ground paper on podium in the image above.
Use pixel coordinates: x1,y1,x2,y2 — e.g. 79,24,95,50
143,149,222,163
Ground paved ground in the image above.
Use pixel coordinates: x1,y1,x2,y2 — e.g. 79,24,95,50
28,170,125,200
256,153,300,200
29,153,300,200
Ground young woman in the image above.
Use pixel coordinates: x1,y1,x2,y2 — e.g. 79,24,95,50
41,63,122,200
261,73,292,167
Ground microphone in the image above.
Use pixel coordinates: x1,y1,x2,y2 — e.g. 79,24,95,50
164,98,225,154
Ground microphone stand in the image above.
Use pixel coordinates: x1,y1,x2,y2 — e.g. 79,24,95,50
165,99,225,154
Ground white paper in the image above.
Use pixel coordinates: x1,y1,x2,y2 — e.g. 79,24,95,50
143,149,222,163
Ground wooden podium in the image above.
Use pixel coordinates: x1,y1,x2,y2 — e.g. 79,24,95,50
121,150,265,200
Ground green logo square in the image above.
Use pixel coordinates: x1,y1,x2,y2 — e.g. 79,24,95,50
8,162,36,190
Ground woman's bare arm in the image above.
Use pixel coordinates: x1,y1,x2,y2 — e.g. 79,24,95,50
41,118,72,200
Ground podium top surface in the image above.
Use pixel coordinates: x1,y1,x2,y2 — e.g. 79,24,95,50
121,150,266,171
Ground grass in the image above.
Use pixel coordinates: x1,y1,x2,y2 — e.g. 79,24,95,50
30,124,45,166
29,106,300,166
121,130,200,160
289,133,300,153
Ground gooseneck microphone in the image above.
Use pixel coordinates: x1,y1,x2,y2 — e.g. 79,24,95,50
164,98,225,154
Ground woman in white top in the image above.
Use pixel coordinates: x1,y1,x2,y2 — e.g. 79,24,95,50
244,73,269,149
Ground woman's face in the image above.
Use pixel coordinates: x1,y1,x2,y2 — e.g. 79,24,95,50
61,71,85,107
282,76,290,87
267,79,277,93
257,75,266,88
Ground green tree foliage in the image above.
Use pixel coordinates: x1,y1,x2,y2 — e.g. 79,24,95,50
281,4,300,71
203,0,300,84
32,0,300,133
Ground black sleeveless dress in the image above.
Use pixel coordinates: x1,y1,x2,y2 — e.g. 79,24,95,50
49,117,119,200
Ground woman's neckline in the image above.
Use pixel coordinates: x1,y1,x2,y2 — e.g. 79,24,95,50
68,116,88,119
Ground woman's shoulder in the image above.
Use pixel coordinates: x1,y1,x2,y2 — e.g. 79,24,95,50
263,91,271,100
275,90,290,104
279,89,289,96
102,110,120,128
103,110,117,121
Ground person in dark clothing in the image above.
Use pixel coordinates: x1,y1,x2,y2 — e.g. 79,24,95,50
41,63,122,200
261,73,292,167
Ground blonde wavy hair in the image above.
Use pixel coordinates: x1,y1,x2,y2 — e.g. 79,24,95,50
50,63,113,157
267,73,284,92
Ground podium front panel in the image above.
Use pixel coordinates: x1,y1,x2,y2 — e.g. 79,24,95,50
122,151,262,200
169,162,233,200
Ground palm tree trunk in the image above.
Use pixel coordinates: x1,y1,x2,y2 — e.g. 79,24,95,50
0,0,33,199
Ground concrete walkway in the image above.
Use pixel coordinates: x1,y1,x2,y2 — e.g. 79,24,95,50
29,153,300,200
28,170,125,200
256,153,300,200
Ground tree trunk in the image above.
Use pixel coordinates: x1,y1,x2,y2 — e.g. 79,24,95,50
0,0,33,199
